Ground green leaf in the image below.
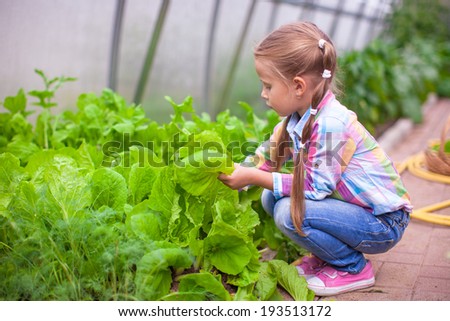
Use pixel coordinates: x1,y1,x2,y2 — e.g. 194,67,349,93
6,180,40,227
263,109,280,136
163,272,232,301
9,111,32,137
262,218,284,249
83,103,103,120
204,222,252,275
128,162,160,205
183,194,205,226
34,109,51,148
214,199,260,237
0,152,28,193
204,234,251,275
266,289,285,301
135,246,193,300
126,200,165,241
29,90,56,109
75,142,103,170
254,262,278,301
176,130,225,160
113,122,135,135
234,285,258,301
91,167,127,211
28,69,76,109
147,166,178,216
42,155,91,218
166,192,193,247
239,101,268,140
175,149,233,197
180,195,206,257
268,260,315,301
6,138,40,164
2,89,27,113
146,166,195,246
25,149,57,176
227,245,260,287
165,96,194,124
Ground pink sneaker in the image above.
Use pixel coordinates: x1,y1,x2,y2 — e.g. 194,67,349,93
307,261,375,296
293,255,327,276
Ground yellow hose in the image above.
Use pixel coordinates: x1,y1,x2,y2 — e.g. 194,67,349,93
396,153,450,226
406,153,450,185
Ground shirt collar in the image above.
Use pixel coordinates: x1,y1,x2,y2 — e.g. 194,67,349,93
286,90,334,139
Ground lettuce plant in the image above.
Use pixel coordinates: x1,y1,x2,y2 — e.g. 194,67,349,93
0,70,311,301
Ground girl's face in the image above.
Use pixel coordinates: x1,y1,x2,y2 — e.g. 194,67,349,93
254,59,309,117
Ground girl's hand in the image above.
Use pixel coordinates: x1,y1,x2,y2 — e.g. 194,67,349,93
218,163,253,190
218,164,273,191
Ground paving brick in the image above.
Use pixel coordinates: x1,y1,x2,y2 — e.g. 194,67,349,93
412,291,450,300
414,276,450,294
418,265,450,279
430,225,450,238
326,287,413,301
374,262,420,289
423,236,450,267
391,223,431,255
369,251,423,265
405,178,448,209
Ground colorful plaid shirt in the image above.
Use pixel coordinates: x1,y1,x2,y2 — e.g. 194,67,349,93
244,91,413,215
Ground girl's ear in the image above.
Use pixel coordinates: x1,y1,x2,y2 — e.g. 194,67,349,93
293,76,307,98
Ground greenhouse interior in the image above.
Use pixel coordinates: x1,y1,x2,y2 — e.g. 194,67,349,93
1,0,450,309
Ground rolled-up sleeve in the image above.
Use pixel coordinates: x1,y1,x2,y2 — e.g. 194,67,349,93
272,172,293,199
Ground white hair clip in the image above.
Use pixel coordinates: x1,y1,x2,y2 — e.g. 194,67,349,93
318,39,326,49
310,108,318,115
322,69,332,79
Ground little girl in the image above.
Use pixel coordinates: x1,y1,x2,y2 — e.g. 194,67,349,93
218,21,412,296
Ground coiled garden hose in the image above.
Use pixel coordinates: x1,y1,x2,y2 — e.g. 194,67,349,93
396,153,450,226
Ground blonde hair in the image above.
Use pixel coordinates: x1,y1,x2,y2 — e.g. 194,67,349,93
254,21,337,235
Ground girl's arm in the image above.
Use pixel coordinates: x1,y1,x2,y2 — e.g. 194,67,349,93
218,164,274,190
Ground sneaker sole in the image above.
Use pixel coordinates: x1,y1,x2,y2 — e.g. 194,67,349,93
308,277,375,297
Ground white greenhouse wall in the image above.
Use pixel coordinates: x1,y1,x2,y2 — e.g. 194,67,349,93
0,0,389,121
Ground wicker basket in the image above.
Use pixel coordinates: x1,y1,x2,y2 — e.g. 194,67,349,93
424,116,450,176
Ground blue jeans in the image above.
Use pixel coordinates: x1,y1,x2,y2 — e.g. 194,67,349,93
261,189,410,273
